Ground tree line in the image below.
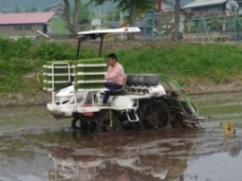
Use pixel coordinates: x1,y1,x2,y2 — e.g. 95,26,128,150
0,0,61,12
1,0,181,40
64,0,180,40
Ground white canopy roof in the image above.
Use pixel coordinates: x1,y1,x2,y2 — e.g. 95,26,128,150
182,0,227,9
77,27,141,35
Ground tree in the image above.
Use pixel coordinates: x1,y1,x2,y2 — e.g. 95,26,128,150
79,2,91,22
26,7,38,12
14,5,20,13
90,0,156,40
106,9,120,21
173,0,180,40
63,0,81,34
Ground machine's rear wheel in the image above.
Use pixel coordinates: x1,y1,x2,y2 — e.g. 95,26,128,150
158,111,169,127
147,112,163,129
137,98,170,129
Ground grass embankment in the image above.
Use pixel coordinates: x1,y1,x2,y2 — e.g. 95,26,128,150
117,42,242,84
1,36,242,103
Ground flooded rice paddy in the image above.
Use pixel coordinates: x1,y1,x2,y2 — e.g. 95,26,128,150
0,92,242,181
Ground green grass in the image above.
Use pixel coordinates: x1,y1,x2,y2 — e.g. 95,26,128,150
51,18,66,36
1,36,242,93
113,42,242,84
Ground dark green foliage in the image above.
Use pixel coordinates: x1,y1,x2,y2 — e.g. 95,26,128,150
79,2,91,22
33,40,74,60
0,36,74,92
25,7,38,12
0,37,96,92
0,36,32,59
0,36,35,91
90,0,155,11
107,9,121,21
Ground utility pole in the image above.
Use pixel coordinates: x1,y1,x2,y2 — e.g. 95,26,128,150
174,0,180,40
120,11,123,40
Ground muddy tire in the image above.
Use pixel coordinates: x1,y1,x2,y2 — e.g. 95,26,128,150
95,111,123,132
158,111,169,128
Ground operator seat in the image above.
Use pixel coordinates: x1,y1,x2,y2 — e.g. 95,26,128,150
110,75,127,95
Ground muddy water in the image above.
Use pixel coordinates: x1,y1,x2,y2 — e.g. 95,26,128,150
0,93,242,181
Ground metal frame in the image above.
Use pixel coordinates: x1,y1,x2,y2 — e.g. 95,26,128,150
75,27,141,59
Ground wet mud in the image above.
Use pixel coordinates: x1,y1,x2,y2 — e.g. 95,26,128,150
0,93,242,181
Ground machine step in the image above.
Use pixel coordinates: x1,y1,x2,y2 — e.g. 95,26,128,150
126,110,139,122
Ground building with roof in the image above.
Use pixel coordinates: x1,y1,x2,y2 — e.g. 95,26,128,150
155,0,195,12
42,3,65,18
0,12,54,38
156,0,174,12
182,0,242,17
166,0,195,7
181,0,242,42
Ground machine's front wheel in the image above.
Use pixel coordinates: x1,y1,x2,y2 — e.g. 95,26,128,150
70,114,81,131
95,111,123,132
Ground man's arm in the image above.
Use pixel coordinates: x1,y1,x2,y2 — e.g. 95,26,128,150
105,66,123,80
105,66,111,79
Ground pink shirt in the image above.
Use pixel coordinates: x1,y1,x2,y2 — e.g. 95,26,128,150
105,62,125,85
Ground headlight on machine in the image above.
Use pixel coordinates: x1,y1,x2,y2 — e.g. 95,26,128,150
55,96,73,105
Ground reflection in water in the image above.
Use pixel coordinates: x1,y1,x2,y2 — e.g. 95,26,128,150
47,129,242,181
1,93,242,181
223,135,241,157
185,135,242,181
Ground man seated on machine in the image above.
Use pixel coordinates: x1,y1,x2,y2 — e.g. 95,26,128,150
103,53,125,106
